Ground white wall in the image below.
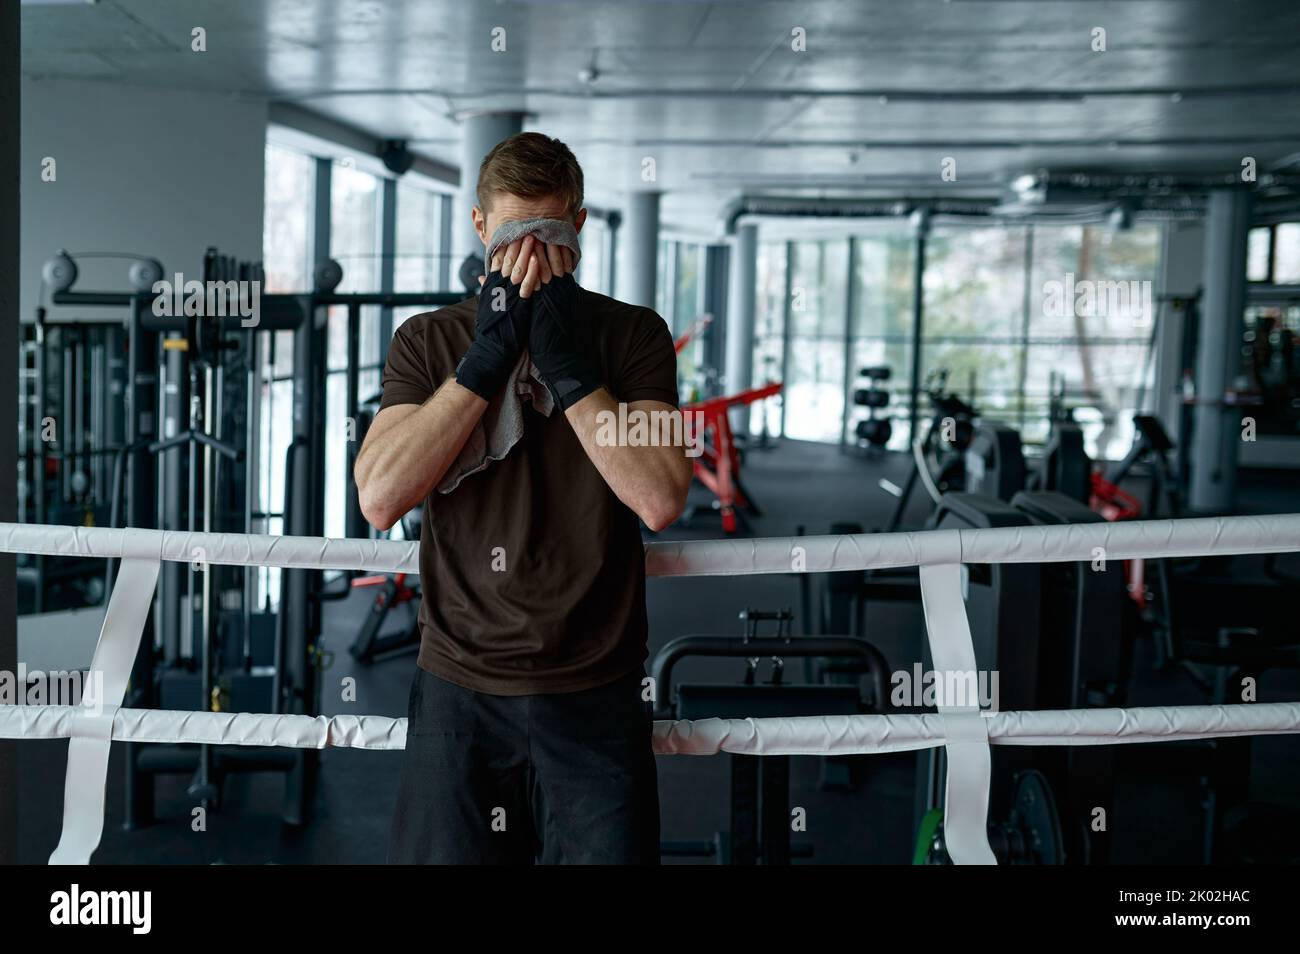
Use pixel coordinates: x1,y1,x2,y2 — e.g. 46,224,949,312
20,78,267,321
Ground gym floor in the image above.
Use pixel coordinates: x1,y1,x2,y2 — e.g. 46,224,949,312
15,439,1300,864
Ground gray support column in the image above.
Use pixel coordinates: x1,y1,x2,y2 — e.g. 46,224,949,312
620,191,661,309
702,243,730,392
908,210,931,441
0,0,17,864
725,224,758,408
455,112,525,268
438,194,453,292
662,241,678,329
841,236,859,446
1155,220,1205,443
779,242,794,436
377,177,397,359
605,211,621,298
1189,190,1251,513
312,158,332,270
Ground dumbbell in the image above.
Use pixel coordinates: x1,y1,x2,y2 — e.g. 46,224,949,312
855,418,892,447
853,388,890,408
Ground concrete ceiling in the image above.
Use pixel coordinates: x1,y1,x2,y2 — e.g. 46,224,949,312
21,0,1300,234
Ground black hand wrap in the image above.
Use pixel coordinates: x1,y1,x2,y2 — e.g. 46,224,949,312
530,274,600,411
455,270,531,401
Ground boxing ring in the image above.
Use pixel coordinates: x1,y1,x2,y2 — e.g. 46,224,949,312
2,513,1299,865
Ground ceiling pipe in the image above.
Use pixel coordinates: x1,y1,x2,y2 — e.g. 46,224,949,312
1011,169,1300,197
722,196,993,234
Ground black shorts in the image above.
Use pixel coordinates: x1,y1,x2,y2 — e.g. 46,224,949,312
388,666,661,864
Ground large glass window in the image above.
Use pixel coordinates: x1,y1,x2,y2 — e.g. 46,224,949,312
395,182,441,293
330,162,379,292
262,143,313,293
1248,226,1272,282
257,143,316,606
655,238,669,318
1025,224,1160,458
394,183,448,331
784,240,849,442
259,145,455,605
673,243,701,335
578,216,609,295
750,241,788,434
847,231,915,448
751,221,1162,460
1276,223,1300,284
671,243,702,389
923,224,1029,429
1246,222,1300,285
324,162,381,539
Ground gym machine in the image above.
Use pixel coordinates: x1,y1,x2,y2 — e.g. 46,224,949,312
652,609,891,864
1009,490,1127,863
1100,414,1180,520
678,381,784,534
1237,286,1300,439
882,369,978,532
916,769,1065,865
43,248,311,824
916,491,1129,864
21,253,155,612
1144,548,1300,862
1025,372,1092,504
807,485,1127,863
911,494,1045,857
347,506,423,663
963,423,1027,503
38,246,459,829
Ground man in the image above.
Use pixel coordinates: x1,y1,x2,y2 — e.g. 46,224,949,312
355,132,692,864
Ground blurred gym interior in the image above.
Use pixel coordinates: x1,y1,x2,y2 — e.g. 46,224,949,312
3,1,1300,872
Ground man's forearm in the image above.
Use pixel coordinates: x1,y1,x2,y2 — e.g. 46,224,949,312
355,378,487,529
565,390,692,531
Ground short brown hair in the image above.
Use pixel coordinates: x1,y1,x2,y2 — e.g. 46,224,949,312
476,132,584,219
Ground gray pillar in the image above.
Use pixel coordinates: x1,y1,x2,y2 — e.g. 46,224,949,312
438,194,453,292
1189,190,1251,513
908,211,930,440
1154,220,1204,445
620,191,661,309
605,211,621,299
725,224,758,398
377,177,397,359
0,0,16,865
456,112,525,266
701,243,730,390
312,157,332,269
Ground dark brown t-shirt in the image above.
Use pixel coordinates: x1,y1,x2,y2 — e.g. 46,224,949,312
377,288,679,695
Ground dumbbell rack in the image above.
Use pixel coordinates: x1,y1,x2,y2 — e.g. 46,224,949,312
851,365,893,451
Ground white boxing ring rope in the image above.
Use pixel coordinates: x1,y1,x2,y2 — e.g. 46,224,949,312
1,514,1298,865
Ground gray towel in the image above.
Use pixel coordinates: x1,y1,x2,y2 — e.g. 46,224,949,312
485,216,582,269
437,218,582,494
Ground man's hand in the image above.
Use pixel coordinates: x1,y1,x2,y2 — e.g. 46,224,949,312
467,235,582,406
480,236,576,298
531,271,601,410
455,248,533,401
